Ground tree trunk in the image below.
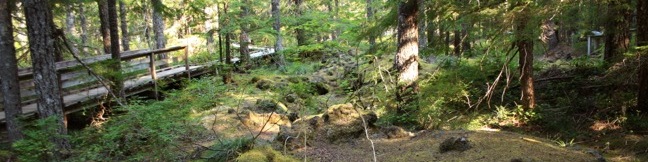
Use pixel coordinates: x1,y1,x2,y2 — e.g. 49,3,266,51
417,0,426,49
515,6,535,111
637,0,648,114
78,5,89,55
22,0,71,158
152,0,167,58
239,0,250,68
119,1,129,51
394,0,419,112
293,0,306,46
98,0,111,54
223,3,232,84
0,0,23,144
108,0,124,99
426,14,435,48
604,0,631,63
366,0,375,47
444,31,449,54
461,22,471,54
541,19,559,53
272,0,285,67
453,29,461,56
65,4,74,35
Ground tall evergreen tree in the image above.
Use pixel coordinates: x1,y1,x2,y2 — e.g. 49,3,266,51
0,0,23,144
638,0,648,114
394,0,419,113
272,0,285,67
22,0,71,158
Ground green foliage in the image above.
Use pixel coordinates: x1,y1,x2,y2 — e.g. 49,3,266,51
203,137,254,162
68,78,229,161
235,145,298,162
13,117,62,161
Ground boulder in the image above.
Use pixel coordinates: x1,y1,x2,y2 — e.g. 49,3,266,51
382,126,414,139
439,136,472,153
274,104,377,150
256,99,289,113
255,79,274,90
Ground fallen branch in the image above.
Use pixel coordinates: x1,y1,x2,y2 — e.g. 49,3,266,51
59,33,126,107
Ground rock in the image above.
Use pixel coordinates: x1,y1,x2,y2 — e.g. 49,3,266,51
256,99,288,113
285,94,298,103
311,82,330,95
321,104,373,142
544,44,580,62
274,104,378,150
287,112,299,122
240,111,291,128
250,76,262,83
255,79,274,90
323,104,360,125
382,126,414,139
439,136,472,153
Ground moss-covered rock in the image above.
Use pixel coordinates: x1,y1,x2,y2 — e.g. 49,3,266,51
256,99,289,113
382,126,414,139
274,104,377,150
311,82,330,95
439,136,472,153
256,79,274,90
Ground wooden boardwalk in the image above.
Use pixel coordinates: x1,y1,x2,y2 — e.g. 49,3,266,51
0,45,274,122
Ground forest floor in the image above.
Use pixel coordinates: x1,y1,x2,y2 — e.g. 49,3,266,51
1,51,647,161
190,53,643,161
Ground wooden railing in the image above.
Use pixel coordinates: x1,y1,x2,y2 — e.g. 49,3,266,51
0,46,190,111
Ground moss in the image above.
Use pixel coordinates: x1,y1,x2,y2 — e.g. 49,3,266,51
236,146,298,162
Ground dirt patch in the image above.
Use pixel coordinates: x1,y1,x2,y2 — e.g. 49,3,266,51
290,130,600,162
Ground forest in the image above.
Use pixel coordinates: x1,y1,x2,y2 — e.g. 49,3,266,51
0,0,647,161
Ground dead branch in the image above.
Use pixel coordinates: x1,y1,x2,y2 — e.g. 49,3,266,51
59,34,126,107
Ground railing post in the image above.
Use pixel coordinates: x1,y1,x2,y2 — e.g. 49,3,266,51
185,46,191,78
150,53,159,100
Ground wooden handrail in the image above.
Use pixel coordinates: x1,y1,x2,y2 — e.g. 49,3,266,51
17,46,186,79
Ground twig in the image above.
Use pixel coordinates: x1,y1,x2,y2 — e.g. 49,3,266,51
252,111,275,141
353,97,377,162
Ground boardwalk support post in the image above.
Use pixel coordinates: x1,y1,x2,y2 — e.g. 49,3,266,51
185,46,191,78
150,52,159,100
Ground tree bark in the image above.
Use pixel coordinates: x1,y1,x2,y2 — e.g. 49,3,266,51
395,0,419,112
541,19,559,52
637,0,648,114
515,5,536,110
453,29,460,56
98,0,111,54
119,1,129,51
461,22,471,54
65,4,74,35
78,5,89,54
239,0,250,68
417,0,426,49
108,0,124,99
604,0,631,63
222,3,232,84
22,0,71,158
0,0,23,144
152,0,167,58
366,0,375,47
293,0,306,46
272,0,285,67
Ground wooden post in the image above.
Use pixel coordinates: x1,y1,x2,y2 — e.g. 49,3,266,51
150,53,159,100
185,46,191,78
